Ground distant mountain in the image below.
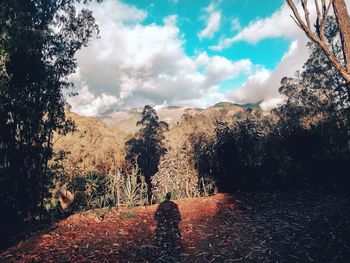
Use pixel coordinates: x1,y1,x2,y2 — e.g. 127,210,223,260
210,102,236,108
198,102,262,121
57,102,262,151
54,102,263,174
239,102,261,110
210,101,261,109
94,102,263,134
98,106,203,133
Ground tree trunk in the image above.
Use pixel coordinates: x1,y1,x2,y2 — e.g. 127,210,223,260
333,0,350,73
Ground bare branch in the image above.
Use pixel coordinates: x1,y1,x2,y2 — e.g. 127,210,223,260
286,0,350,84
290,15,302,29
286,0,310,32
314,0,322,21
301,0,312,29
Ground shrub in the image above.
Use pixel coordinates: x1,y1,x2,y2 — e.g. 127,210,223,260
152,150,200,203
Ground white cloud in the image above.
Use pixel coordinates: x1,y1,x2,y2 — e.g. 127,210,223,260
259,97,286,111
230,67,272,104
69,0,251,116
205,2,347,110
68,82,119,116
154,100,168,111
210,4,302,51
205,55,252,84
230,39,309,111
198,2,222,40
70,1,333,115
223,3,315,110
85,0,147,24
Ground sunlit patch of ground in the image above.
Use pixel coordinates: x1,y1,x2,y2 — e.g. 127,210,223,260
1,192,350,262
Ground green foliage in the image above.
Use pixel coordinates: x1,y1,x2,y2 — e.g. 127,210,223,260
46,166,150,213
192,18,350,192
125,105,169,203
125,105,168,180
0,0,99,228
119,169,149,208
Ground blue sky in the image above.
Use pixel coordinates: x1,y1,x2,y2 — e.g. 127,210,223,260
131,0,288,65
69,0,310,116
133,0,290,70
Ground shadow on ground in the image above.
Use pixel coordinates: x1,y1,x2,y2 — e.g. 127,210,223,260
1,192,350,262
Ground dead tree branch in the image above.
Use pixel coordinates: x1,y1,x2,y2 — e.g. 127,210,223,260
286,0,350,84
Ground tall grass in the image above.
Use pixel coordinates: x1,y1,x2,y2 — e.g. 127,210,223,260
47,164,215,216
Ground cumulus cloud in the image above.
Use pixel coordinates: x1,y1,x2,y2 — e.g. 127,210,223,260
230,67,272,104
210,4,303,51
225,3,314,110
198,2,222,40
206,56,252,84
68,78,119,116
154,100,169,111
222,2,350,110
230,39,310,110
69,0,252,116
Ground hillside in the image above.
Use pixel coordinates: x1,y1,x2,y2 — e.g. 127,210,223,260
53,102,260,174
53,111,129,173
98,102,258,132
98,106,203,133
2,192,349,262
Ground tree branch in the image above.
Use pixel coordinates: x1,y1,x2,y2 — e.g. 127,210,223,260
286,0,350,84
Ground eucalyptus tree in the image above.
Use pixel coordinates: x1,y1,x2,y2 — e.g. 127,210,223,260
125,105,168,196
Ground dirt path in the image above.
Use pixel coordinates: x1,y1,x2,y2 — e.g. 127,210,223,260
1,192,350,262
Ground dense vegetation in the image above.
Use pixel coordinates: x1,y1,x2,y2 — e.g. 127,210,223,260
1,1,350,253
195,18,350,192
0,0,99,247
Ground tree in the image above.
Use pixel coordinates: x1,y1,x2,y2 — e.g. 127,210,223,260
301,17,348,107
213,110,268,191
125,105,168,196
286,0,350,85
270,19,350,189
0,0,99,227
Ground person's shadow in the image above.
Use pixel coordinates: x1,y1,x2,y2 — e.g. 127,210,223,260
155,193,183,260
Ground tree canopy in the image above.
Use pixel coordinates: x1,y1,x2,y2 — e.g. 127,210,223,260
0,0,99,228
125,105,168,194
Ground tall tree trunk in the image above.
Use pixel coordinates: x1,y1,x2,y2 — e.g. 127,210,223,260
333,0,350,72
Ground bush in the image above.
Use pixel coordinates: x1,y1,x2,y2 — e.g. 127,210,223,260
152,150,200,203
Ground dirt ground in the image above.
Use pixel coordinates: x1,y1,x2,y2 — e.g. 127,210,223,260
1,192,350,262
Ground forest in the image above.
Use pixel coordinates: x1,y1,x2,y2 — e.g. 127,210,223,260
1,0,350,262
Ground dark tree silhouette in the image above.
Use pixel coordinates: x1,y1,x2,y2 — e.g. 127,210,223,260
193,18,350,192
125,105,168,199
0,0,99,246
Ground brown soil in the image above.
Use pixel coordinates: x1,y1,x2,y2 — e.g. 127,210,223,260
1,192,350,262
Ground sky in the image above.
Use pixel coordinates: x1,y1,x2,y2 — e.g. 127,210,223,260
67,0,336,116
